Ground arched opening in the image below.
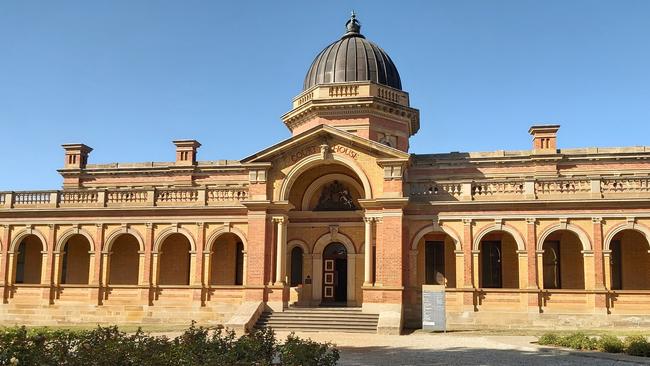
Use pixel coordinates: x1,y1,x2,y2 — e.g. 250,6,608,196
288,165,365,212
416,232,457,287
541,230,585,289
479,231,519,289
60,234,91,284
108,234,140,285
290,246,304,287
210,233,244,286
158,233,191,286
322,242,347,303
15,234,44,284
610,230,650,290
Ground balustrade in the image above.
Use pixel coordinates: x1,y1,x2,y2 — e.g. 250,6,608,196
535,179,591,196
207,188,248,203
472,181,524,198
107,190,148,204
602,177,650,194
5,175,650,210
13,191,53,206
156,189,199,203
328,85,359,97
409,182,462,200
59,191,99,205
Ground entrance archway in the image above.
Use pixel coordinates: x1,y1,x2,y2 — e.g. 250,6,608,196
322,242,348,303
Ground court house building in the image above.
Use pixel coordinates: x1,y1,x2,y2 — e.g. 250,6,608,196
1,15,650,334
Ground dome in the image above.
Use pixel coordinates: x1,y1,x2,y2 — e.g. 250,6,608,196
303,13,402,91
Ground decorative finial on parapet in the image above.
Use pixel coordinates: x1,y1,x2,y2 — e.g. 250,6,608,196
343,11,362,38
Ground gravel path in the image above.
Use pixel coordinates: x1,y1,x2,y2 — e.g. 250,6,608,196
274,331,650,366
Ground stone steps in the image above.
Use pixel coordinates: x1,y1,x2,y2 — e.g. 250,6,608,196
255,307,378,333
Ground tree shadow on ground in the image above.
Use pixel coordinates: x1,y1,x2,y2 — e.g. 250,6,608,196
336,345,642,366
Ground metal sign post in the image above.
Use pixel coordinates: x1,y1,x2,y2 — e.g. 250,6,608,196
422,284,446,332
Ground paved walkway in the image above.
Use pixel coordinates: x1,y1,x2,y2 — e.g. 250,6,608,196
275,331,650,366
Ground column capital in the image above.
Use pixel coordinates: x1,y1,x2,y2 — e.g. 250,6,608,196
272,216,287,224
526,217,537,225
462,218,473,225
145,222,153,228
592,217,603,224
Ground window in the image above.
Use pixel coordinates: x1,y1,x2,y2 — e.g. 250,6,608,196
481,241,502,288
290,246,303,287
424,241,445,285
542,241,561,289
15,244,26,284
610,240,622,290
235,242,244,286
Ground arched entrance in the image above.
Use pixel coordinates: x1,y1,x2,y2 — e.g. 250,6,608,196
322,242,348,304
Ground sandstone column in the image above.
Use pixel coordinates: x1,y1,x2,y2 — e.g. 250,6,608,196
274,216,287,285
526,218,540,312
363,216,374,286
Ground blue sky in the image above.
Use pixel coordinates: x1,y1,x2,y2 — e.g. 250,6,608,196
1,1,649,190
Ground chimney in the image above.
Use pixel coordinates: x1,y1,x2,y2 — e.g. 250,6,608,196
529,125,560,153
62,144,93,169
173,140,201,166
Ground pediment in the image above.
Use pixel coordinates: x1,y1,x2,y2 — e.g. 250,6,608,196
241,124,409,165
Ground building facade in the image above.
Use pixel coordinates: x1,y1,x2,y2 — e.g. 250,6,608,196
1,15,650,333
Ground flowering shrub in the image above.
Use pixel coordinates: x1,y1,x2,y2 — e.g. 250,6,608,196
538,332,648,357
0,323,339,366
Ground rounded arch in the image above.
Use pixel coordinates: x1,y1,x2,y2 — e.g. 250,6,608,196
287,239,310,254
55,227,96,252
10,227,48,252
473,223,525,251
313,231,356,255
537,223,592,251
411,223,462,251
206,226,248,252
154,226,197,252
604,222,650,251
279,154,372,202
104,227,145,252
301,173,365,211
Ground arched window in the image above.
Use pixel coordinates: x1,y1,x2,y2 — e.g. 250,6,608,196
610,230,650,290
61,234,91,284
479,231,519,289
158,233,191,286
108,234,140,285
541,231,584,289
290,246,303,287
235,241,244,286
15,235,44,284
211,233,244,286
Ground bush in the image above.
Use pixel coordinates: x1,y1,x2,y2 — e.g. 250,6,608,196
280,333,340,366
538,333,561,346
597,335,624,353
0,323,340,366
625,335,650,357
557,332,597,350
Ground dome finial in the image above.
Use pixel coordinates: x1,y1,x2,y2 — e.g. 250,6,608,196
343,11,362,38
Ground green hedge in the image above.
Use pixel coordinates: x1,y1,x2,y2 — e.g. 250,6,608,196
538,332,647,357
0,323,339,366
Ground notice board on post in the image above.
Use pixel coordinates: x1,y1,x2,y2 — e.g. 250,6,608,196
422,285,446,332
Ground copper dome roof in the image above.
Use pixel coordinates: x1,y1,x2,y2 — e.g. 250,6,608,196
303,13,402,91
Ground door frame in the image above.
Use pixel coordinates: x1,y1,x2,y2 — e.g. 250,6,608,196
311,232,357,305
